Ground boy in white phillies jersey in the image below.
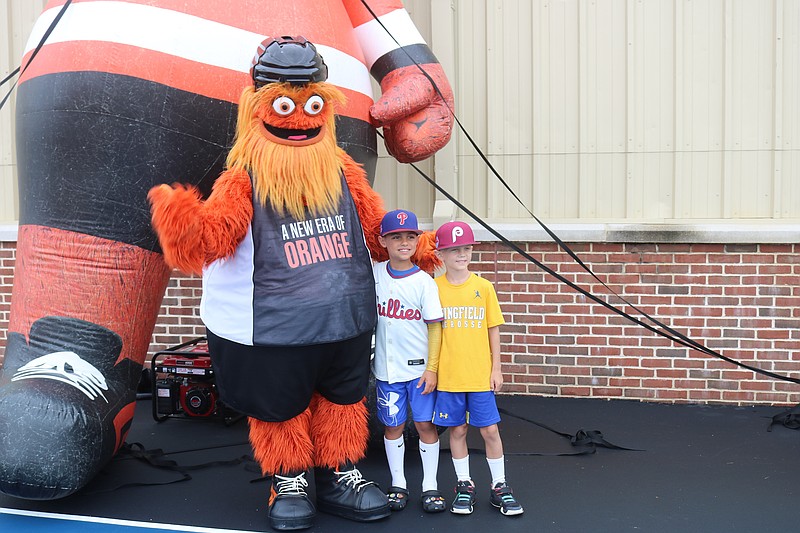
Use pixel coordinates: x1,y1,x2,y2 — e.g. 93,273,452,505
372,209,446,513
433,221,524,517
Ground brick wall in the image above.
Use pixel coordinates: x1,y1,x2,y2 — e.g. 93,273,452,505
149,275,207,354
0,242,13,356
1,240,799,406
472,242,800,405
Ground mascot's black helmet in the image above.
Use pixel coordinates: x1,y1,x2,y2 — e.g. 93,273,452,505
251,36,328,88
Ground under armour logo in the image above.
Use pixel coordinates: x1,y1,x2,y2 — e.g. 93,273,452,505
378,390,401,426
12,351,108,402
438,412,449,420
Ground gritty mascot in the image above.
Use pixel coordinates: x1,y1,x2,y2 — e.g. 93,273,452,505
149,37,439,530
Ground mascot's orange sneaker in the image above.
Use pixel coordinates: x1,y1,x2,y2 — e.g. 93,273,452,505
314,463,390,522
268,471,315,531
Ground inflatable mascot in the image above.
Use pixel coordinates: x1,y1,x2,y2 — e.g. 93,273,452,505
0,0,453,508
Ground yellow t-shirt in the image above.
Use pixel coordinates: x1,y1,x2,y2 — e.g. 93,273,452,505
435,273,505,392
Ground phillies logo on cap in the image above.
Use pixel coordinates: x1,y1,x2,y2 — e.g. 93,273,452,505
435,221,477,250
380,209,422,235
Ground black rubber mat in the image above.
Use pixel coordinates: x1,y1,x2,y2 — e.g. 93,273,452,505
1,394,798,532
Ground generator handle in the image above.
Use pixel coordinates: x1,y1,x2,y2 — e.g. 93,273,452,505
150,349,170,423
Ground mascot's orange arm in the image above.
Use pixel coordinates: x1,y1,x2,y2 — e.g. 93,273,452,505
340,150,388,263
148,183,206,275
148,168,252,275
199,168,253,264
339,149,441,272
413,231,441,274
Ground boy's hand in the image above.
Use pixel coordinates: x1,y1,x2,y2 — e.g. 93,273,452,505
417,370,438,395
490,368,504,392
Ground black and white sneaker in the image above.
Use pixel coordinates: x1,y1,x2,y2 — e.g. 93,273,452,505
315,464,390,522
450,479,476,515
269,472,315,530
490,481,524,516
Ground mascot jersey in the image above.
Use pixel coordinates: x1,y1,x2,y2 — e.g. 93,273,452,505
201,174,377,346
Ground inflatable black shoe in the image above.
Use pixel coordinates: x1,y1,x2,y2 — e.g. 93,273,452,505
268,471,316,531
314,463,390,522
0,316,140,499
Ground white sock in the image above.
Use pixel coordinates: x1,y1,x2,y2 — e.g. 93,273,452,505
487,456,506,486
384,435,406,488
419,439,440,492
452,455,471,482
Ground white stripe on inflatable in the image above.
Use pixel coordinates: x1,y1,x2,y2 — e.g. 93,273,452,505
353,8,427,69
24,1,373,97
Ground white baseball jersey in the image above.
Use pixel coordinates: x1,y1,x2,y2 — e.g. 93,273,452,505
372,262,443,384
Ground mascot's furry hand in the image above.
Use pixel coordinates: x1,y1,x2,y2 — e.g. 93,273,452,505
412,231,440,274
148,169,253,276
147,183,205,275
370,63,454,163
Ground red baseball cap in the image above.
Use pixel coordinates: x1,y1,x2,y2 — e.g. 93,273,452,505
435,221,477,250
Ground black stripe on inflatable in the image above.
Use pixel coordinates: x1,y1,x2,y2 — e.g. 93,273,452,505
15,72,236,251
369,44,438,83
15,72,379,251
335,115,378,185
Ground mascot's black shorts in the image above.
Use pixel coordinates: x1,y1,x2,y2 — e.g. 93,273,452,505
206,329,372,422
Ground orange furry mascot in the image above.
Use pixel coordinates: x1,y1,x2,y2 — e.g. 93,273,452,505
148,37,438,531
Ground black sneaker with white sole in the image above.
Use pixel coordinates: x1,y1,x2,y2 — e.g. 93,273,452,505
451,479,476,515
269,472,315,530
490,481,524,516
314,464,390,522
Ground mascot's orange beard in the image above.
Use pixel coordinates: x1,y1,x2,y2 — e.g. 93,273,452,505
226,84,345,221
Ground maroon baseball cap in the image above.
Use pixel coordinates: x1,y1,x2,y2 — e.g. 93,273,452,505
435,221,477,250
380,209,423,236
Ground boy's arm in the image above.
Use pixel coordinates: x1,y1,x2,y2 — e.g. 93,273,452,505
489,325,503,392
425,321,442,372
417,322,442,394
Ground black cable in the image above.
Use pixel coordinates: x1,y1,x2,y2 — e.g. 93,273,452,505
0,67,20,88
397,143,800,385
362,0,800,385
0,0,72,111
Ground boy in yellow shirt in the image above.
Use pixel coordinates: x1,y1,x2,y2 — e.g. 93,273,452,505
432,221,523,517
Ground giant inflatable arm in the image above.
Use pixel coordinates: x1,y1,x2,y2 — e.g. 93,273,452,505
343,0,455,162
1,0,452,500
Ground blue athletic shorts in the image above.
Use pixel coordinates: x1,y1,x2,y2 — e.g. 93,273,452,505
433,391,501,428
375,379,437,428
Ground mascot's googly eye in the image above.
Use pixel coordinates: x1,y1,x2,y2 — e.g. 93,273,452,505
273,96,296,116
304,95,324,115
